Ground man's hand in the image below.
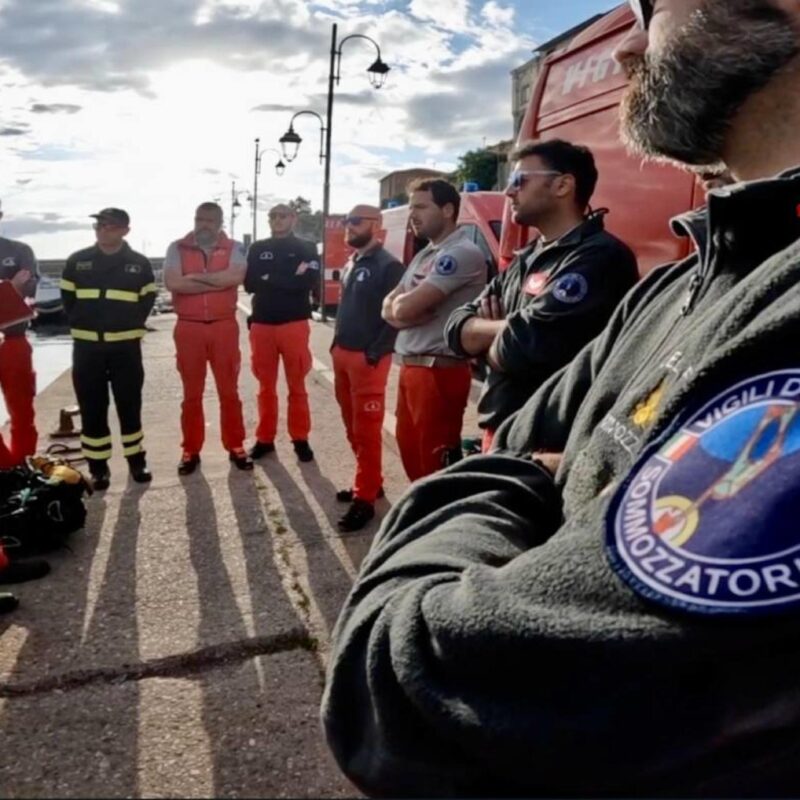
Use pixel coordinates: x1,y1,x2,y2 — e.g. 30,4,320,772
10,270,31,294
296,261,310,276
478,293,505,321
532,452,563,477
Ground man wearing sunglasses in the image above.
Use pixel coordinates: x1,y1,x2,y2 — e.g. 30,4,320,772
60,208,156,490
163,202,251,475
330,205,405,531
446,139,637,451
245,203,319,463
323,0,800,794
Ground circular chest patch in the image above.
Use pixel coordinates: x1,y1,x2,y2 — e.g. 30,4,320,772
354,267,371,283
260,251,274,261
606,370,800,616
553,273,588,304
435,255,458,276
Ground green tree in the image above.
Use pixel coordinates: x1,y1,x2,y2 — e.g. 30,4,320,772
288,196,323,243
456,149,500,190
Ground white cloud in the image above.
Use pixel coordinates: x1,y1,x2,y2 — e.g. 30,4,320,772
0,0,538,257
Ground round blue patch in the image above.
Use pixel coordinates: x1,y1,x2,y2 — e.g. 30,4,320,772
552,273,588,304
606,370,800,616
435,254,458,276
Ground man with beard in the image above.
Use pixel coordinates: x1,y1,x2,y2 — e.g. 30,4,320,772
330,206,404,531
321,0,800,795
446,139,638,451
382,179,486,480
164,201,251,474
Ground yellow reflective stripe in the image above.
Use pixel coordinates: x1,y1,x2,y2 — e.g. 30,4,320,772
120,431,144,444
106,289,139,303
104,329,146,342
83,449,112,460
60,279,76,292
140,283,157,296
81,434,112,447
76,288,101,299
71,329,100,342
123,443,144,457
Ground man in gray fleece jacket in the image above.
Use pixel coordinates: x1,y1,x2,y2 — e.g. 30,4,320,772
322,0,800,796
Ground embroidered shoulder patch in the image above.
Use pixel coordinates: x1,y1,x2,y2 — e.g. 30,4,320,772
553,273,588,304
606,370,800,616
435,254,458,276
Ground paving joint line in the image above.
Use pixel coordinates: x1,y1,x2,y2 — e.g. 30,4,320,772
0,627,314,699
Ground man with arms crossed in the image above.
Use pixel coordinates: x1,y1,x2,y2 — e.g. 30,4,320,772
323,0,800,795
382,179,486,480
164,202,251,474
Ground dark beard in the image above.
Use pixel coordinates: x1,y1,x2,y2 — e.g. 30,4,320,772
346,231,373,249
620,0,797,167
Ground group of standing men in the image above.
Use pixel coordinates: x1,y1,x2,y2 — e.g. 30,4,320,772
2,137,638,535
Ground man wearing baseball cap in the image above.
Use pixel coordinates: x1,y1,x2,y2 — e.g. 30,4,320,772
60,208,156,490
323,0,800,795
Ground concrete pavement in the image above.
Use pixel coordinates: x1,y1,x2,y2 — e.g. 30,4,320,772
0,308,480,798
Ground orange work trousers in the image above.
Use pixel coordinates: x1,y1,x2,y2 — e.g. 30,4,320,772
332,346,391,503
395,363,472,482
250,320,312,444
0,335,37,465
174,318,246,455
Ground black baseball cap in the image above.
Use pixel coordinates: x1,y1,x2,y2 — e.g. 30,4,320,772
90,207,130,226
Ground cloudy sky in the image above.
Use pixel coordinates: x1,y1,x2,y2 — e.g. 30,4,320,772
0,0,615,258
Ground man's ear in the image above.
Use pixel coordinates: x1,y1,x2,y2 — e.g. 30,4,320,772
554,173,576,201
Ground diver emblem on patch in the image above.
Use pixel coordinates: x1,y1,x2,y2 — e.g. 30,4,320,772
606,370,800,616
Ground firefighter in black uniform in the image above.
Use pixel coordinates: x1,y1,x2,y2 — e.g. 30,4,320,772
445,139,638,451
60,208,156,490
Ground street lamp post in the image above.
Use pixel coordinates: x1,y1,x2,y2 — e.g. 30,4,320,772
230,180,250,240
278,22,390,322
253,138,286,241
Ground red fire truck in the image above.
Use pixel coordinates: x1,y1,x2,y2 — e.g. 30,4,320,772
501,4,704,275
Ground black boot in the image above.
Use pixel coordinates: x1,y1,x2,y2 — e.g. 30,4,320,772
0,593,18,614
337,499,375,532
292,439,314,463
0,558,51,584
89,461,111,491
127,452,152,484
249,441,275,460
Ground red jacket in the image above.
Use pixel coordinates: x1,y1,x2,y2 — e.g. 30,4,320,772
172,232,238,322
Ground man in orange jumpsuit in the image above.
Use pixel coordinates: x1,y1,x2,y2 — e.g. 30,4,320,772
331,205,404,531
0,200,39,466
382,179,486,481
164,202,251,474
246,204,319,463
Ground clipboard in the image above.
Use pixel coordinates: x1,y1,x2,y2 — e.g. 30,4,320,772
0,280,34,330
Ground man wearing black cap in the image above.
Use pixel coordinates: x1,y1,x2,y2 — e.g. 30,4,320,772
60,208,156,489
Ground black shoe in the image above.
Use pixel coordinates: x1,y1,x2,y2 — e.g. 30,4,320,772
338,499,375,532
0,558,51,585
249,441,275,460
178,453,200,476
128,453,152,484
90,463,111,491
229,450,254,471
0,593,18,614
336,486,385,503
292,439,314,463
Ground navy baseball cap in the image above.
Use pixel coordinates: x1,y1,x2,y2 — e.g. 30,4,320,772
90,207,130,226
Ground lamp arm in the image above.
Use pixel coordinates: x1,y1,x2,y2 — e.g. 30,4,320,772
335,34,383,83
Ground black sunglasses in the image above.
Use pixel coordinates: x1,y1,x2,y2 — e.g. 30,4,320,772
629,0,653,29
343,215,379,226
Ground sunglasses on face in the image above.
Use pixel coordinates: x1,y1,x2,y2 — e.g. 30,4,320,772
506,169,562,191
269,212,290,219
343,216,378,227
629,0,653,29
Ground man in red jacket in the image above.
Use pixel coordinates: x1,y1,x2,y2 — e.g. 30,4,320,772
164,202,252,474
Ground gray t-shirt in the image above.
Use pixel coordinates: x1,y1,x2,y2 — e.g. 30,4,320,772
395,227,487,357
0,236,38,336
